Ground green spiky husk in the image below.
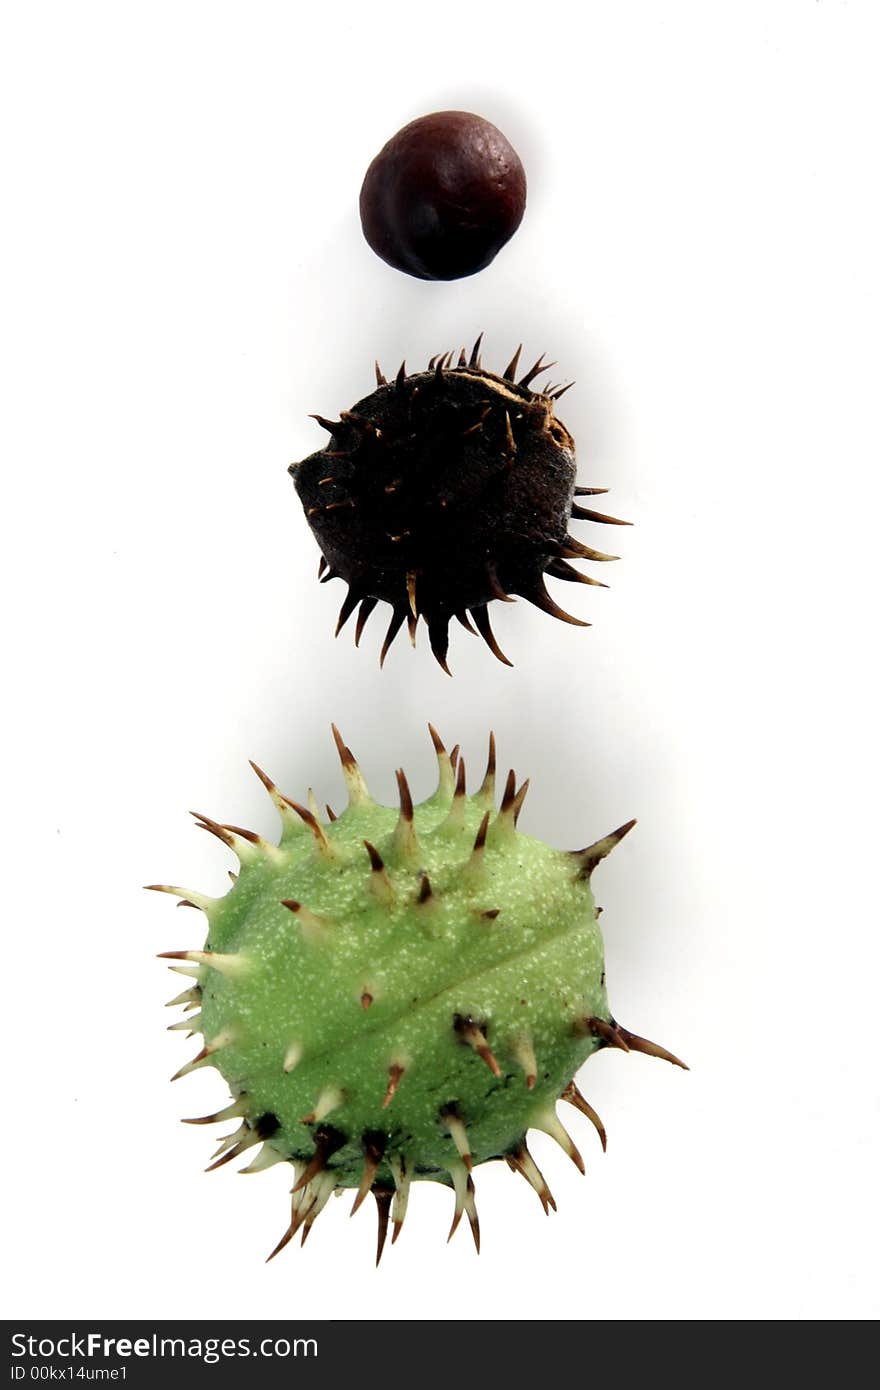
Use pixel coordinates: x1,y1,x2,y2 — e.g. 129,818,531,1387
155,729,684,1255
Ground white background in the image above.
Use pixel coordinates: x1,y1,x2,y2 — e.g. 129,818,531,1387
2,0,878,1321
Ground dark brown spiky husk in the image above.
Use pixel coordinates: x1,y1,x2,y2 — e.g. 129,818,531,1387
290,339,626,671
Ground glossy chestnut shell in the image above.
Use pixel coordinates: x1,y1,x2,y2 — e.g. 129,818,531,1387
359,111,527,281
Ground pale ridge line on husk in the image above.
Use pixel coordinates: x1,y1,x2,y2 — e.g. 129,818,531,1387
210,918,596,1077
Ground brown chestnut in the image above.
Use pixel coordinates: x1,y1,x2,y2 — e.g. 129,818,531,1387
359,111,527,281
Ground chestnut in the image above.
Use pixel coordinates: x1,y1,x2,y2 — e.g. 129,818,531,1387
359,111,527,281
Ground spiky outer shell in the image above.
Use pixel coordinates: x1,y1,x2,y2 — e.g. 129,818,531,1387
290,341,628,671
155,730,684,1257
